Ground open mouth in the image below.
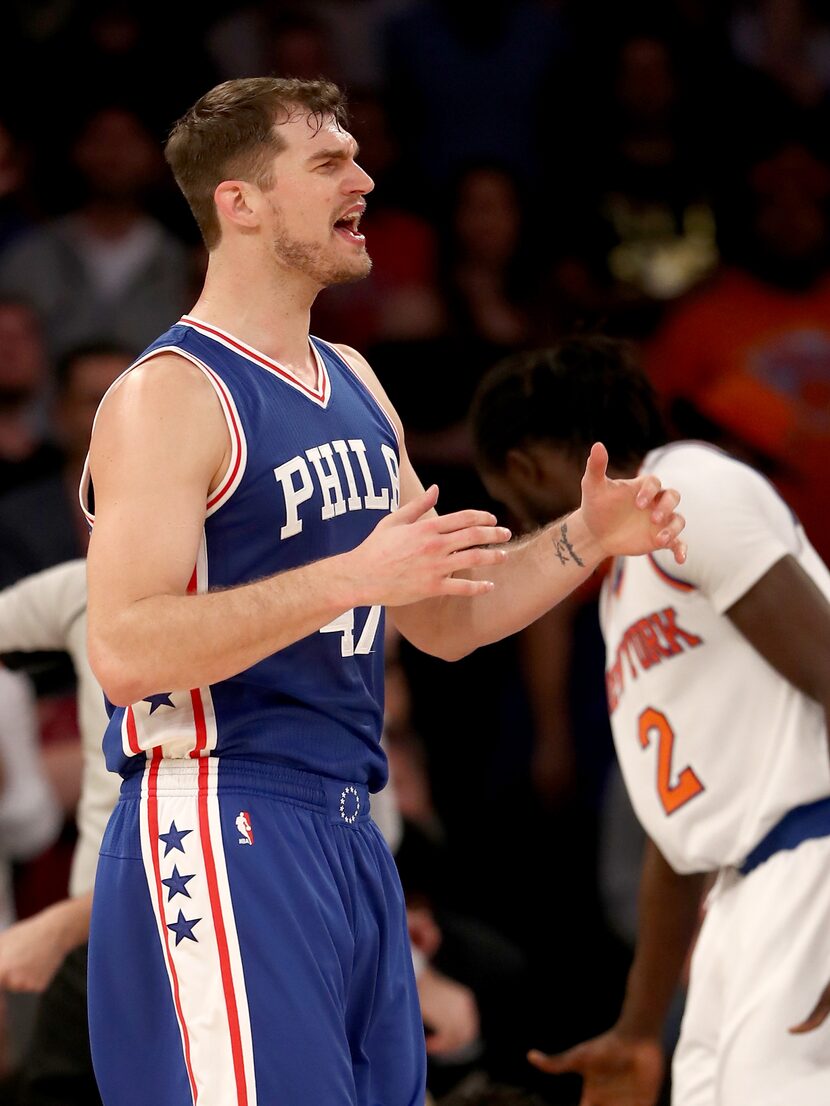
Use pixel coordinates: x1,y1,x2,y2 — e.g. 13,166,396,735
333,210,366,244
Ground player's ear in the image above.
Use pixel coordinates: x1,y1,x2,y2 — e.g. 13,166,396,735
214,180,260,231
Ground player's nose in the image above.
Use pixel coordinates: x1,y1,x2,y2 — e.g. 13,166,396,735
349,162,374,195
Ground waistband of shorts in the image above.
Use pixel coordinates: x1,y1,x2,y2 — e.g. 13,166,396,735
119,757,372,824
739,795,830,876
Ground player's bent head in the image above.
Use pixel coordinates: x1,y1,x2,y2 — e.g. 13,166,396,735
471,333,666,479
165,77,348,250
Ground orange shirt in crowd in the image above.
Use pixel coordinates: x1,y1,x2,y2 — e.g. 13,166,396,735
646,267,830,558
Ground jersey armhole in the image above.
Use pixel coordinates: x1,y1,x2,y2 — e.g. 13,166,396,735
78,346,248,525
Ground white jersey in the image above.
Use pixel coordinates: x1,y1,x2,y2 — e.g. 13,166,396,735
599,442,830,873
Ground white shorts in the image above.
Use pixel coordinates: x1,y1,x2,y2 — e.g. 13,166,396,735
672,835,830,1106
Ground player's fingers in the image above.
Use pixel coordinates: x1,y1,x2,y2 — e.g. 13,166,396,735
445,525,511,553
789,986,830,1033
635,474,662,509
651,487,680,525
527,1047,583,1075
656,514,685,547
669,539,687,565
438,576,495,598
391,485,439,524
432,508,499,534
581,442,609,488
447,547,509,573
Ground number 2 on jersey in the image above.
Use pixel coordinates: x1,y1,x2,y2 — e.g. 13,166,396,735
638,707,704,816
320,606,382,657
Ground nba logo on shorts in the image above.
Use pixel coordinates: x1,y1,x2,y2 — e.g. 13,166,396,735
236,811,254,845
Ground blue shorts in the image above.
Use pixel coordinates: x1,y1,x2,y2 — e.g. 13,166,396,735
88,758,426,1106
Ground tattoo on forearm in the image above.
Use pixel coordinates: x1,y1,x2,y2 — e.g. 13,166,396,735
552,521,584,568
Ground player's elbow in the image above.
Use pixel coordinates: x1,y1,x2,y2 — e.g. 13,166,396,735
88,635,143,707
399,625,473,663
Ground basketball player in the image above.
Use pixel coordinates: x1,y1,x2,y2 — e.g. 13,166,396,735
470,335,830,1106
83,80,685,1106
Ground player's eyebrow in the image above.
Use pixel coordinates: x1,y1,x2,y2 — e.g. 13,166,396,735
306,141,360,165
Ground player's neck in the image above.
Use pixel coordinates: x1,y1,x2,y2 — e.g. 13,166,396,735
191,252,319,377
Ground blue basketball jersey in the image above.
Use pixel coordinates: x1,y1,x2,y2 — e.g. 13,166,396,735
84,316,400,790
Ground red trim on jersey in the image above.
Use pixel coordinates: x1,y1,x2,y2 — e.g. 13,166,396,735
197,759,249,1105
647,553,696,593
202,363,244,510
147,752,199,1102
186,559,210,759
126,706,141,755
182,316,328,404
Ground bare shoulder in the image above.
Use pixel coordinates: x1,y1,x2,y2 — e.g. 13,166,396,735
89,351,229,486
331,343,404,438
97,352,221,422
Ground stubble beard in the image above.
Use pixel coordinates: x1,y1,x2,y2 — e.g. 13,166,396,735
270,215,372,288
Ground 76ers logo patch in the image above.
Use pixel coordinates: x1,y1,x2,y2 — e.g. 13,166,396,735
236,811,254,846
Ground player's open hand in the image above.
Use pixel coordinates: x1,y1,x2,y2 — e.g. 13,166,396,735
348,485,512,607
580,444,686,565
528,1029,664,1106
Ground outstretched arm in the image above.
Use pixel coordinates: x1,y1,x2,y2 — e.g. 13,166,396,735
336,345,685,660
392,441,684,660
87,355,510,705
529,840,704,1106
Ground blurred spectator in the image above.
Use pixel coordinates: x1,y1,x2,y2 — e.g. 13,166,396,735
0,343,132,588
0,118,36,257
0,669,61,931
547,28,720,337
384,0,567,191
11,3,217,134
383,627,532,1096
646,136,830,558
206,4,340,83
312,90,444,350
371,162,539,496
0,665,62,1081
0,299,62,496
729,0,830,112
206,1,410,88
0,106,191,359
0,560,117,1106
441,163,538,349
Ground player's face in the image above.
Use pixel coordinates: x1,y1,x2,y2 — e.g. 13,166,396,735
481,446,584,534
259,112,374,288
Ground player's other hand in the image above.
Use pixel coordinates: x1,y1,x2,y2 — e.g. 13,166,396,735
348,485,512,606
580,443,686,565
790,980,830,1034
528,1029,664,1106
418,965,481,1057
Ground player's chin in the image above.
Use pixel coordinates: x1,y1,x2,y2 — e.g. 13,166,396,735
327,253,373,285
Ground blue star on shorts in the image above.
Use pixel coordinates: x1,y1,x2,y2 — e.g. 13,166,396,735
158,821,192,857
143,692,175,714
167,910,201,946
161,865,195,902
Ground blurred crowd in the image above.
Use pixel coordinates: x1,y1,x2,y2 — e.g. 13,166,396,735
0,0,828,1102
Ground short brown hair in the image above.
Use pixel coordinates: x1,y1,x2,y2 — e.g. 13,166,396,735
165,77,348,249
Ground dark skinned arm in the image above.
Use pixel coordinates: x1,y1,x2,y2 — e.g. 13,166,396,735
726,553,830,1032
529,839,704,1106
529,552,830,1099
